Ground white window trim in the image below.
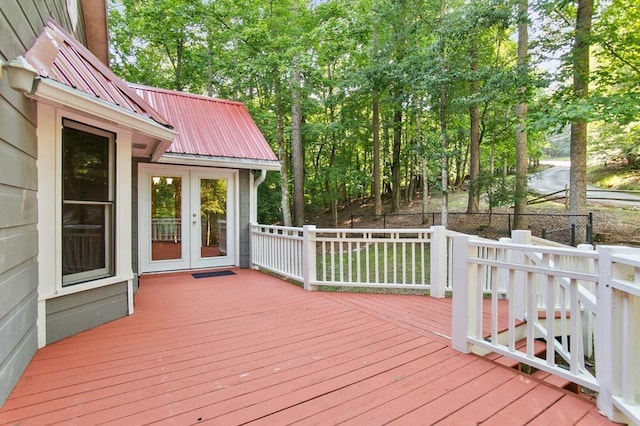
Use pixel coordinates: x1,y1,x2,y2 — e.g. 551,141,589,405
61,120,116,285
37,105,135,343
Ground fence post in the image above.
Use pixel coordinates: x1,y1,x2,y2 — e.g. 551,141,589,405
451,234,476,353
595,245,615,421
429,226,447,298
511,230,531,320
302,225,317,291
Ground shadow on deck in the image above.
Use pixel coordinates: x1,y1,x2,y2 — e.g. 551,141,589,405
0,269,613,424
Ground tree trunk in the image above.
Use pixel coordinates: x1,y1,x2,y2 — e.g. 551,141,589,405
569,0,593,222
373,90,382,216
467,36,480,213
439,0,448,228
275,78,292,226
391,105,402,212
291,67,304,226
513,0,529,230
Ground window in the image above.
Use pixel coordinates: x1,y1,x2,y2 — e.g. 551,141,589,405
62,120,115,285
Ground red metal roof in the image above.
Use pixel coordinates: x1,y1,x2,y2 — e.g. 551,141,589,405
24,19,172,129
131,85,278,162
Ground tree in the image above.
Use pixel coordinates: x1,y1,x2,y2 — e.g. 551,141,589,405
569,0,594,219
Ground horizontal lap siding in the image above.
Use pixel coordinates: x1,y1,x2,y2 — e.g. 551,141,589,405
239,169,250,268
45,283,128,344
0,0,84,408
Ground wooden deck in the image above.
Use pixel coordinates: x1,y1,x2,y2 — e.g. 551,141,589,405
0,269,613,425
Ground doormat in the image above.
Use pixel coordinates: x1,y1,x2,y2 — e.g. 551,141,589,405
192,270,236,279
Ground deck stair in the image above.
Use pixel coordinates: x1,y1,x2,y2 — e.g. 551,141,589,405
480,321,579,394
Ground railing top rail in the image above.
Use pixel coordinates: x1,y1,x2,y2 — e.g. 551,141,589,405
530,236,574,248
250,223,304,233
472,257,599,282
465,238,600,259
314,227,434,234
611,252,640,268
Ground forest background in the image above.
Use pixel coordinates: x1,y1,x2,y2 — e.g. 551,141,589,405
108,0,639,227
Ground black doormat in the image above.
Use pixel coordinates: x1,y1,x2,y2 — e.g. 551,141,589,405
192,270,236,279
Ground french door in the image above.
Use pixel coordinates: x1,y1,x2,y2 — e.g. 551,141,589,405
139,165,237,273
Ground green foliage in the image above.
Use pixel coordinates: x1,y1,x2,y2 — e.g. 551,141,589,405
108,0,638,223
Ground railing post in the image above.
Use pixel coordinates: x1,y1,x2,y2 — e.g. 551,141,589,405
429,226,447,298
595,245,616,421
451,234,476,353
511,230,531,320
302,225,317,291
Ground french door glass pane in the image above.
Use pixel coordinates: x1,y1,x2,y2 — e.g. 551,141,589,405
151,176,182,261
200,178,227,258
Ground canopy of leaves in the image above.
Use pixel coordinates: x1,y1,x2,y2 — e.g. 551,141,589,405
109,0,638,221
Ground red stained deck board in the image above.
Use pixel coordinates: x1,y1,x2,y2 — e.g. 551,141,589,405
213,344,456,425
390,364,520,425
482,383,567,425
0,269,614,425
4,307,413,423
528,393,607,425
99,338,442,425
432,372,545,425
254,343,461,424
334,357,498,425
6,299,362,403
2,317,404,422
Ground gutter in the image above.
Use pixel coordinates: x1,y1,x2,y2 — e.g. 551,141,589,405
251,169,268,224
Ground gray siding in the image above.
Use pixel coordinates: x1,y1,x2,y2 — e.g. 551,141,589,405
0,0,86,62
0,0,86,408
45,282,128,344
239,169,251,268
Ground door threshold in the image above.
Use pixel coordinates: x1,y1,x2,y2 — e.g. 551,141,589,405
139,266,239,278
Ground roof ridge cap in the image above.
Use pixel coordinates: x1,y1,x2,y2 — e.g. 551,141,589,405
129,83,246,106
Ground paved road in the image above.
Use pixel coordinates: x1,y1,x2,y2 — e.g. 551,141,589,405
529,161,640,207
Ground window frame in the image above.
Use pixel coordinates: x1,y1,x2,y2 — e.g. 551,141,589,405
61,119,116,286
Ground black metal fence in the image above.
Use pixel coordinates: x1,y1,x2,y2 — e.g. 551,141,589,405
350,211,593,246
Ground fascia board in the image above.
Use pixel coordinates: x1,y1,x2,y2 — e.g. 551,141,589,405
158,153,282,171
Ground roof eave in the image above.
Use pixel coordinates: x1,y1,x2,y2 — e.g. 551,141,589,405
158,153,281,171
30,77,177,144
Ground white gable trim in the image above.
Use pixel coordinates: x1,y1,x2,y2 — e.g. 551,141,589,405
158,152,281,170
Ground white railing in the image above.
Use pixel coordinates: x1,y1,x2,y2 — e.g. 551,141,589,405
251,224,449,294
596,247,640,424
152,218,181,242
251,224,305,282
250,223,640,424
450,232,640,425
451,232,599,390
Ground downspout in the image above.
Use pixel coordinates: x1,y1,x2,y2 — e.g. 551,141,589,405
250,169,267,270
251,169,267,224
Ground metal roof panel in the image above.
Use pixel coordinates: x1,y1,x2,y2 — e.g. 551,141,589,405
131,85,278,162
24,19,172,129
